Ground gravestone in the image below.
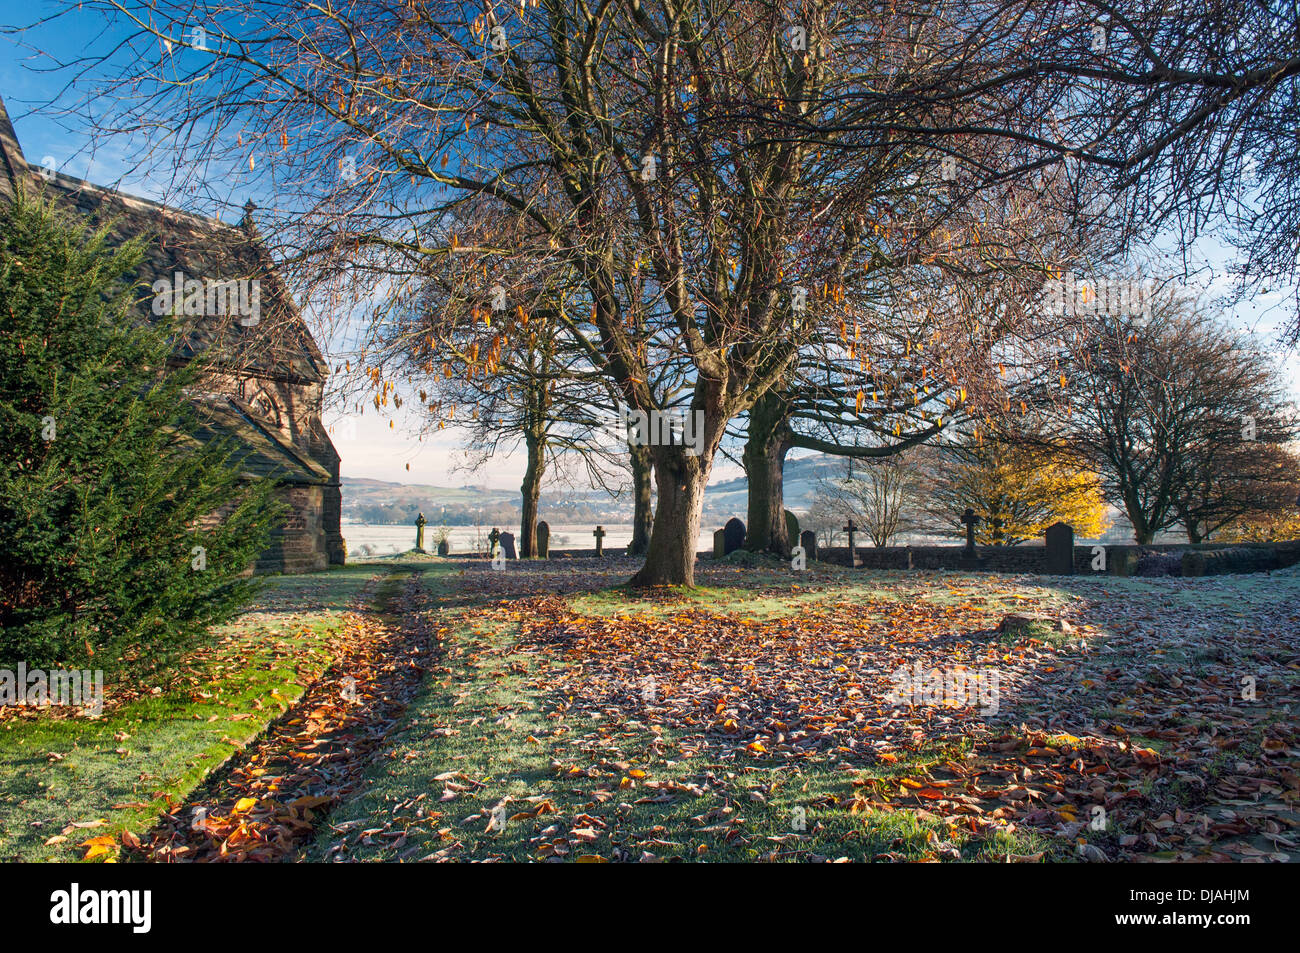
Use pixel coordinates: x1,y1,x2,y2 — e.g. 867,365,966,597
437,538,450,557
723,518,745,555
500,531,517,560
593,525,606,556
1110,549,1135,577
843,518,859,567
785,510,800,549
1045,522,1075,575
414,512,427,553
488,527,501,557
960,509,979,555
959,509,983,568
536,521,550,559
800,530,817,562
714,528,726,559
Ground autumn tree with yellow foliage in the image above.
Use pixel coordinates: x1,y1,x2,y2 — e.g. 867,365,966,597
920,437,1109,545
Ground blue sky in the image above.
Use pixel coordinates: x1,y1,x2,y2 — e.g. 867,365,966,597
2,4,1297,488
0,2,526,486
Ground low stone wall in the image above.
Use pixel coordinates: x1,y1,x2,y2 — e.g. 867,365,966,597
467,540,1300,576
813,540,1300,575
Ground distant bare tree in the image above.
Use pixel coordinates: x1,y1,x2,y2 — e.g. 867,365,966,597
814,453,924,547
1029,297,1297,543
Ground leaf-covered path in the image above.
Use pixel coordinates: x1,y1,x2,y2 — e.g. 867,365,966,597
135,567,436,862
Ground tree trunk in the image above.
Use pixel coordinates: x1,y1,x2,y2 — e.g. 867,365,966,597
742,391,794,556
629,444,712,588
1121,488,1156,545
628,443,653,557
1174,499,1206,544
519,432,545,558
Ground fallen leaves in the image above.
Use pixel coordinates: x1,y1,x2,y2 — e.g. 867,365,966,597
133,573,434,863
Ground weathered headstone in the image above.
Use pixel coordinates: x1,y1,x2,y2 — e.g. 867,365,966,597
800,530,817,562
785,510,800,550
714,528,726,559
960,509,979,556
536,521,550,559
500,531,517,560
414,512,427,553
437,538,450,557
959,509,983,568
1045,522,1075,574
488,527,501,557
843,518,859,567
723,518,745,555
593,525,606,556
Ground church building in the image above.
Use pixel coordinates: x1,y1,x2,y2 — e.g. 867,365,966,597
0,95,344,572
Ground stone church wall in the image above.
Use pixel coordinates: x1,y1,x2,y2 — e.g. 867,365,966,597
254,485,329,574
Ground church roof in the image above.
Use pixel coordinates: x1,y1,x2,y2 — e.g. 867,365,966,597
0,95,327,385
1,94,340,488
187,395,335,485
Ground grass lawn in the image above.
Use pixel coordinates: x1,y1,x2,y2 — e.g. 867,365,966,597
8,553,1297,863
307,558,1300,863
0,564,385,862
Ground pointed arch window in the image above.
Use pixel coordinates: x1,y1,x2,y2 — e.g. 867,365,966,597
249,389,281,428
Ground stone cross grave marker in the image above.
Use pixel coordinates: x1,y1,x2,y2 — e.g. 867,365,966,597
488,527,501,558
960,509,980,561
593,525,606,556
843,518,859,566
414,512,426,552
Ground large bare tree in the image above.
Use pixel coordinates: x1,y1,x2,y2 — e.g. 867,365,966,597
40,0,1275,582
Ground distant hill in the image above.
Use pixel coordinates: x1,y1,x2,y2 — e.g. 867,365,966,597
704,454,844,518
342,476,619,524
343,477,517,508
342,453,847,525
